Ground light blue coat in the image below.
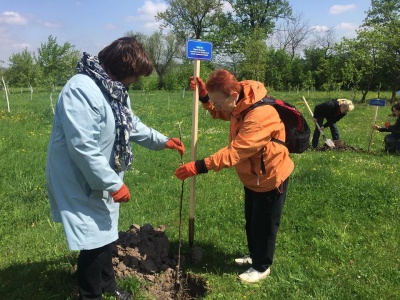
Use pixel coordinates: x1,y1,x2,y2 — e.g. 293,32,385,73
46,74,168,250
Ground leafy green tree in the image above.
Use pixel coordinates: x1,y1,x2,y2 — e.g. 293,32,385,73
363,0,400,102
210,0,292,56
5,48,41,88
264,48,292,90
37,35,80,89
302,47,327,90
156,0,224,41
236,28,268,81
144,31,183,89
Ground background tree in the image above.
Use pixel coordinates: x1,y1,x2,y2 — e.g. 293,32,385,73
5,48,41,88
37,35,80,89
236,28,268,81
126,31,184,89
156,0,224,41
363,0,400,102
270,11,313,60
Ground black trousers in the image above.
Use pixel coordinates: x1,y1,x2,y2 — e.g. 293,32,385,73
77,243,117,300
244,179,289,272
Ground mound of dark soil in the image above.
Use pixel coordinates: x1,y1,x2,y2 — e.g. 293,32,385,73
314,140,368,152
111,224,208,300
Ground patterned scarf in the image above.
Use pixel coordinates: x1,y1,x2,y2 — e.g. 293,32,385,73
76,52,133,172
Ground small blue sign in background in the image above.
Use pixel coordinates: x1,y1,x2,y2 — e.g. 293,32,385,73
369,98,386,106
186,39,213,61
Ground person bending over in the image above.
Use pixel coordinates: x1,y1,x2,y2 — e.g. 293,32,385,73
175,69,294,284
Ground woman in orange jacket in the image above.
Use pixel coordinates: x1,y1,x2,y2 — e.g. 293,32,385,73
175,69,294,283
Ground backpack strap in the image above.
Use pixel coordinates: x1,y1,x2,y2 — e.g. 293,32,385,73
241,96,286,147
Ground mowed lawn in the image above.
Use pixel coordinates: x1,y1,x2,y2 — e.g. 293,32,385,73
0,89,398,299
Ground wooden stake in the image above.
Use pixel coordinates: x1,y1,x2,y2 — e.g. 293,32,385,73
368,106,379,153
189,59,200,247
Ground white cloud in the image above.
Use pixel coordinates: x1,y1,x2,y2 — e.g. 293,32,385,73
329,4,356,15
11,42,31,51
122,1,167,33
336,22,358,31
138,0,168,19
0,11,28,25
312,25,329,32
222,1,233,13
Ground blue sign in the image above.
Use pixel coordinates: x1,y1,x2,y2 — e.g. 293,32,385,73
186,39,213,61
369,99,386,106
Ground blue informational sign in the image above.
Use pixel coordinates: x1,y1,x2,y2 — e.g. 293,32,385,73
369,99,386,106
186,39,213,61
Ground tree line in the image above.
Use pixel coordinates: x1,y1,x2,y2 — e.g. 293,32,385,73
1,0,399,103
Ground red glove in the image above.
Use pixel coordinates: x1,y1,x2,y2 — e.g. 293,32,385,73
165,138,185,156
175,162,198,181
384,121,390,129
111,184,130,203
190,76,208,98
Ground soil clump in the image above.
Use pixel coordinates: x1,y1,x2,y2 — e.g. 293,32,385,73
314,139,368,152
111,223,208,300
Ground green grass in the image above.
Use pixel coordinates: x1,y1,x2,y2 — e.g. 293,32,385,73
0,89,399,299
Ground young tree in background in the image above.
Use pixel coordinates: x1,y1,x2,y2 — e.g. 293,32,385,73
38,35,80,89
5,48,41,88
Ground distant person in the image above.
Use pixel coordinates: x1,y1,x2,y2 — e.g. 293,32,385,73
373,103,400,153
174,69,294,283
46,37,185,300
311,98,354,148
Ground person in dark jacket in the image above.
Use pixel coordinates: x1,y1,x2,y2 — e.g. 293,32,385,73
311,98,354,148
373,103,400,153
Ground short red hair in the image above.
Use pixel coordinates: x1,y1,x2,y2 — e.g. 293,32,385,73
206,69,241,96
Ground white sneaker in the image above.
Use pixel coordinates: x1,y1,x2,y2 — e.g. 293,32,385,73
239,267,271,283
234,255,252,265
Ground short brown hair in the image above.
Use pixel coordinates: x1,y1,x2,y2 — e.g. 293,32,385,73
206,69,241,96
98,36,153,81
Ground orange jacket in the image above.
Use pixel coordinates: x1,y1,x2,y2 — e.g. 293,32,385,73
202,80,294,192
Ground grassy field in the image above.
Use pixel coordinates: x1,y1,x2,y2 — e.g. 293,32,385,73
0,88,399,300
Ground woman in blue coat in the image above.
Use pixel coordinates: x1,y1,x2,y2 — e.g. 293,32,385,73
46,37,184,300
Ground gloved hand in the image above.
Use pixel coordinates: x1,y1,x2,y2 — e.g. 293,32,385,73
165,138,185,156
190,76,208,102
175,162,198,181
111,183,130,203
384,121,390,129
175,160,209,181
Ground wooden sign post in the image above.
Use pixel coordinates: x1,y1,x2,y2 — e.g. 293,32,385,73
186,39,213,246
368,98,386,152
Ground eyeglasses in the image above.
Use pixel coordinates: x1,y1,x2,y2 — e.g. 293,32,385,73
210,95,231,110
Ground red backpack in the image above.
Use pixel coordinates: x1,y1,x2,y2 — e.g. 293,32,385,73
242,96,310,153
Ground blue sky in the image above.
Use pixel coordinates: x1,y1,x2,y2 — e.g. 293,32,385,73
0,0,371,66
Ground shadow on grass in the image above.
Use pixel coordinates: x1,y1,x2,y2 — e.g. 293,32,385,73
0,256,78,300
171,240,250,277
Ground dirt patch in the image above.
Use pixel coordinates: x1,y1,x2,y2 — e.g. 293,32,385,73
314,140,368,152
112,224,208,299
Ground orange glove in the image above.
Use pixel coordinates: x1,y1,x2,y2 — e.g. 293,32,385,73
190,76,208,98
165,138,185,156
175,162,198,181
111,183,130,203
384,121,390,129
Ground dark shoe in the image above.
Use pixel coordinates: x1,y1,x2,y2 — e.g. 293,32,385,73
112,288,134,300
